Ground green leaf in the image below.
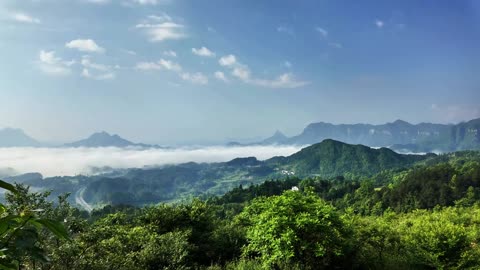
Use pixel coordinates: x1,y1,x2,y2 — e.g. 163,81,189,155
0,215,21,236
0,262,17,270
32,219,70,241
0,180,17,195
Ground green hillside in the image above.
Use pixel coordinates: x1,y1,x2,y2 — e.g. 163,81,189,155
268,139,430,178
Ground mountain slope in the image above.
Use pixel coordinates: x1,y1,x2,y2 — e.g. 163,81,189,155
0,128,41,147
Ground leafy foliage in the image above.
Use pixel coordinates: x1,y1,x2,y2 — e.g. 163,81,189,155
239,190,351,269
0,181,71,270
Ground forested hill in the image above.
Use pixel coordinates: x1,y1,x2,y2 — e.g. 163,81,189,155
266,139,431,178
16,140,433,207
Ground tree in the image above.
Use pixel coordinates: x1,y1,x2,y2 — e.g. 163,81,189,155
239,189,351,269
0,180,69,269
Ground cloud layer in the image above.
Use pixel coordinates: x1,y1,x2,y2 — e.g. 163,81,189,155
0,145,304,177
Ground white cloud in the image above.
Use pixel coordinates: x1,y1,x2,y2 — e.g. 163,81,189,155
135,59,182,73
135,61,162,71
39,51,60,65
0,145,304,177
214,71,228,82
375,19,384,28
11,12,41,24
136,22,186,42
135,59,182,72
38,50,72,76
315,27,328,38
219,54,237,66
284,61,292,68
81,68,90,78
148,13,172,22
82,68,115,80
80,56,115,80
66,39,105,53
163,50,177,57
232,65,251,81
180,72,208,85
192,46,215,57
136,14,186,42
219,54,309,89
277,26,294,35
250,73,309,89
158,58,182,72
136,58,207,84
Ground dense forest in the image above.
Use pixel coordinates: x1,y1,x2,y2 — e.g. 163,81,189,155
0,150,479,269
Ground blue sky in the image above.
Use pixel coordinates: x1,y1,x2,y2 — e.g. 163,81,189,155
0,0,479,145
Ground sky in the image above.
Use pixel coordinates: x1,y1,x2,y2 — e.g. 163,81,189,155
0,0,479,145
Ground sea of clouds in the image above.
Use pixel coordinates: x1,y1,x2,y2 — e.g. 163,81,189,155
0,145,305,177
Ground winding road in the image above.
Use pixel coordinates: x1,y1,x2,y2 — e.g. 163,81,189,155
75,187,93,212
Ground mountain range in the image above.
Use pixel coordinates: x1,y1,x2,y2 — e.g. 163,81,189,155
1,118,479,152
0,129,164,148
254,118,480,152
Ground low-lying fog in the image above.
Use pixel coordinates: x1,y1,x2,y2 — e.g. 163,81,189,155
0,145,305,177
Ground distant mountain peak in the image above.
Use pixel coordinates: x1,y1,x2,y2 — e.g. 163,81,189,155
92,131,116,136
65,131,135,148
391,119,410,125
0,127,40,147
90,131,109,137
261,130,288,145
273,130,286,137
89,131,124,140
